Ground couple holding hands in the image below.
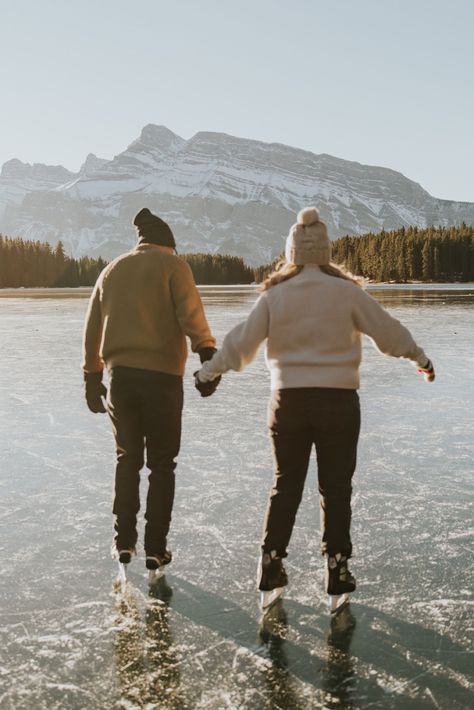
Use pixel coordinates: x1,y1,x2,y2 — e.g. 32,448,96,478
82,206,434,611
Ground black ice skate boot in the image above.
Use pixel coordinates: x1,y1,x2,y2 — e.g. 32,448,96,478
117,549,134,564
326,553,356,615
258,550,288,612
146,550,172,586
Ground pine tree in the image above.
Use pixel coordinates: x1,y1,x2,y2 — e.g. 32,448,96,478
421,240,433,281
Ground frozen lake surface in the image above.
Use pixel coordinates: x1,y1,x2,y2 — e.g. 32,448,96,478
0,285,473,709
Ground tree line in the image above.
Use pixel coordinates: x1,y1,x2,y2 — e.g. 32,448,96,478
181,252,254,284
0,235,254,287
255,223,473,283
330,223,473,282
0,223,473,288
0,236,107,288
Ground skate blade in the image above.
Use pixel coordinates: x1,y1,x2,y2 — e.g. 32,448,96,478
329,592,351,615
260,587,285,612
148,568,165,586
117,562,128,588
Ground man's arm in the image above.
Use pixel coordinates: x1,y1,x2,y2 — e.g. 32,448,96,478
82,283,104,373
82,281,108,412
170,261,216,352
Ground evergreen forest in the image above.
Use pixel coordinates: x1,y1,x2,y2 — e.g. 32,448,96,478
0,223,472,288
181,253,254,284
330,224,473,282
256,224,474,283
0,236,107,288
0,236,254,287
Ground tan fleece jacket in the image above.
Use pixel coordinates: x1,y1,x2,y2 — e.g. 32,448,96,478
199,265,427,390
82,244,216,376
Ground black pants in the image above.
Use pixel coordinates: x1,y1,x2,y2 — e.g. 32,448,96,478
262,388,360,559
107,366,183,555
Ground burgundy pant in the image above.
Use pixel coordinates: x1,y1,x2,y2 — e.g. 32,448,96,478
262,387,360,558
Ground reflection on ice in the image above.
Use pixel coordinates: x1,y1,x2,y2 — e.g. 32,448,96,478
0,287,473,708
324,606,357,709
113,581,185,710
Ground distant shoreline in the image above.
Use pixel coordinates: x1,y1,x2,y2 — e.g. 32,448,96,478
0,283,474,298
0,287,94,298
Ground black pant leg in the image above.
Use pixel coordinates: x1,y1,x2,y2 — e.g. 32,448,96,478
108,369,145,549
261,389,313,557
142,372,183,555
310,389,360,558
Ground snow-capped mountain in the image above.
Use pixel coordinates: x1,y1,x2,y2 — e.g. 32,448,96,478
0,124,472,265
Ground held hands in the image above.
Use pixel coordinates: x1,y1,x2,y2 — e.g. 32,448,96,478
198,347,217,364
194,370,221,397
84,371,108,412
195,346,221,397
417,358,435,382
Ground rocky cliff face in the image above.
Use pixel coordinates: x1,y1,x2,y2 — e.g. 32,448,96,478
1,124,472,264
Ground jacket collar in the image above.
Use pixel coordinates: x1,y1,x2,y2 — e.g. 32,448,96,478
133,243,170,253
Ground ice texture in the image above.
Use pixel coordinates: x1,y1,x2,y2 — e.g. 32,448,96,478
0,285,473,709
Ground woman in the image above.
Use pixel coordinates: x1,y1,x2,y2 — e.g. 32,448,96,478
195,207,434,612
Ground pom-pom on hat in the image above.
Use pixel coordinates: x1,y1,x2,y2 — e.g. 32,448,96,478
285,207,331,266
133,208,176,248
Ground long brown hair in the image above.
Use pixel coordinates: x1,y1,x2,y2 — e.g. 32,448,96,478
258,260,364,292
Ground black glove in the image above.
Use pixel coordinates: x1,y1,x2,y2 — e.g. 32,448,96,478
84,371,107,413
198,347,217,364
193,370,221,398
417,358,435,382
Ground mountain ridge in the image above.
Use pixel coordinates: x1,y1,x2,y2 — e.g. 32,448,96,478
0,125,472,265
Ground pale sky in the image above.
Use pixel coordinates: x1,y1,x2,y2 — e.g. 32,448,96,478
0,0,472,201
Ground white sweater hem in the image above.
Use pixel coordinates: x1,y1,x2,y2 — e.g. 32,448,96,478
269,367,360,391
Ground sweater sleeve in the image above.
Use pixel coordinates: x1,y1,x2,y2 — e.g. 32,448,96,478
82,282,105,373
170,261,216,352
352,287,427,364
199,295,269,381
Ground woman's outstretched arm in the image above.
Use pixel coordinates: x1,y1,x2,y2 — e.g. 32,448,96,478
352,286,428,365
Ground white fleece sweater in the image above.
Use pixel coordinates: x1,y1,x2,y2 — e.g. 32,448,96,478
199,266,427,390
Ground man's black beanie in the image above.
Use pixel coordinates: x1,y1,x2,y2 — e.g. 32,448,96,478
133,208,176,248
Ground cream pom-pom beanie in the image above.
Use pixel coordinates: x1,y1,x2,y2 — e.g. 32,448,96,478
285,207,331,265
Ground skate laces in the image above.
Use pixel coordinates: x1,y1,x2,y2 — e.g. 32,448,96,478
146,550,172,566
259,550,287,591
263,550,279,565
111,544,136,561
328,553,350,581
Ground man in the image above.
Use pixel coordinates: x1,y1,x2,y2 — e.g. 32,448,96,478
82,207,219,575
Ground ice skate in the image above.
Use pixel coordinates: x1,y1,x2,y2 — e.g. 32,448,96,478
258,551,288,612
146,550,172,586
112,546,136,587
326,553,355,615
